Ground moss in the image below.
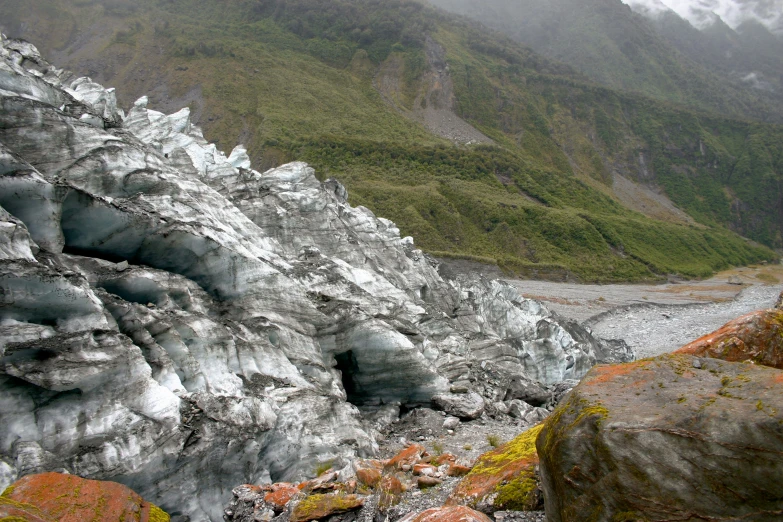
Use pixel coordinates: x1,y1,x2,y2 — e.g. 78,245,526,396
313,460,335,477
148,504,170,522
293,493,362,520
493,470,538,511
0,517,34,522
0,486,14,498
0,495,46,518
471,424,543,476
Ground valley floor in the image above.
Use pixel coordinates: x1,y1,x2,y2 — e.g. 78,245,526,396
508,263,783,359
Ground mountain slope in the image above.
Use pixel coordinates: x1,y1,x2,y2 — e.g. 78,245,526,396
428,0,783,123
0,0,778,281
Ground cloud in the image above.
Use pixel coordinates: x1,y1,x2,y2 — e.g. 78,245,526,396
623,0,783,33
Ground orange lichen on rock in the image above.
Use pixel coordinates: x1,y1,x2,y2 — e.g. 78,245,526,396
400,505,493,522
0,486,54,522
378,475,405,509
677,309,783,369
289,493,364,522
431,453,457,466
413,464,437,476
2,472,169,522
356,467,382,488
263,483,301,511
384,444,425,471
584,360,652,387
446,424,543,512
447,464,472,477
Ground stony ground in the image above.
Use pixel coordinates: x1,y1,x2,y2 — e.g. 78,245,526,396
508,263,783,358
359,263,783,521
362,411,545,522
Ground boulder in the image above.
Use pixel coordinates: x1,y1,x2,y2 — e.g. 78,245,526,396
378,475,405,510
399,505,493,522
0,472,169,522
443,416,461,430
417,475,443,488
290,492,364,522
537,354,783,522
385,444,426,472
504,376,551,406
263,483,301,512
355,466,382,488
676,309,783,369
447,425,543,514
432,392,486,420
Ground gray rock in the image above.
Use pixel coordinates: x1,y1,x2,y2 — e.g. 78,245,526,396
442,416,461,430
507,399,534,420
504,375,551,406
538,354,783,522
432,392,486,420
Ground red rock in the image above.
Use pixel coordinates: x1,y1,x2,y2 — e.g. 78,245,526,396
413,463,437,476
263,483,301,512
378,475,405,509
0,490,53,522
385,444,425,471
447,424,543,513
431,453,457,466
399,505,493,522
356,467,382,488
447,463,472,477
1,472,169,522
289,493,364,522
417,476,442,488
676,309,783,369
298,471,339,493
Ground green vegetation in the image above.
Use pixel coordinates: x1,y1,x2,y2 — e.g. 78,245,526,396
1,0,780,281
428,0,783,124
486,434,502,448
148,504,171,522
314,460,335,477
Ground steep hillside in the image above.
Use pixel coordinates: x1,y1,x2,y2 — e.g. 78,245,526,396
428,0,783,123
0,0,778,281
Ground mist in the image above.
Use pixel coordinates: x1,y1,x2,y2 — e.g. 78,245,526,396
624,0,783,32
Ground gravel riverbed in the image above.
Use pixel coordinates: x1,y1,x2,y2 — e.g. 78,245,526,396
508,264,783,359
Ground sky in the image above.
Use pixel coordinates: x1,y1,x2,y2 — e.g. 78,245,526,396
623,0,783,32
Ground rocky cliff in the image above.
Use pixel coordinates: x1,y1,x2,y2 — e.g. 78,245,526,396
0,35,628,521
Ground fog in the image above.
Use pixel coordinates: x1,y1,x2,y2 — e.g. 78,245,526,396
624,0,783,32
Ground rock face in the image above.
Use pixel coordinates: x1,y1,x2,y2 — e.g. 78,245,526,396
537,353,783,522
0,472,169,522
0,36,625,521
677,309,783,369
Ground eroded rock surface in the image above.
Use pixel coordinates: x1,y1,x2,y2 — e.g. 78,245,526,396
537,353,783,522
0,36,624,521
676,308,783,369
0,472,169,522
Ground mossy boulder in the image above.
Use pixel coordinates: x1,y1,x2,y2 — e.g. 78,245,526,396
446,424,544,513
537,354,783,522
0,472,169,522
289,492,364,522
676,309,783,369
